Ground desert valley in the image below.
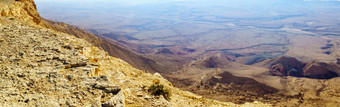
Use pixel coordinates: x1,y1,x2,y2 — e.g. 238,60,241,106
0,0,340,106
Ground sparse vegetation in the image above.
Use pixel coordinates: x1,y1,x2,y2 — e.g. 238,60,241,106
148,81,171,100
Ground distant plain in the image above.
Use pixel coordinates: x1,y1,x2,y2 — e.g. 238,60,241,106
36,0,340,63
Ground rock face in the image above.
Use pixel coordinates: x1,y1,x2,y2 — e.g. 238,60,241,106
0,0,41,24
266,56,339,79
0,0,271,106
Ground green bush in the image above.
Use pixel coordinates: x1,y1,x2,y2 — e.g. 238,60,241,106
148,84,171,100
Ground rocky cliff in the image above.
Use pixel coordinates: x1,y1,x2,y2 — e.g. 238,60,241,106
0,0,270,106
0,0,40,24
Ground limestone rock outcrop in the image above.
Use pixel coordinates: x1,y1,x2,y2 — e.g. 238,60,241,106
0,0,41,24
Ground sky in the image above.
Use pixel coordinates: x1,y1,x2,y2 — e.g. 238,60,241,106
35,0,202,5
35,0,340,41
34,0,340,8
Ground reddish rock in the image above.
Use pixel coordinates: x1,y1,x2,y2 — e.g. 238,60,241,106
267,56,305,76
266,56,338,79
303,62,338,79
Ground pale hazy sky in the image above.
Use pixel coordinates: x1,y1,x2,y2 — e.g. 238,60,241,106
35,0,201,6
35,0,201,3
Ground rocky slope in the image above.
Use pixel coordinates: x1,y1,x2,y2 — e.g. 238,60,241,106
0,0,270,106
1,0,171,74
